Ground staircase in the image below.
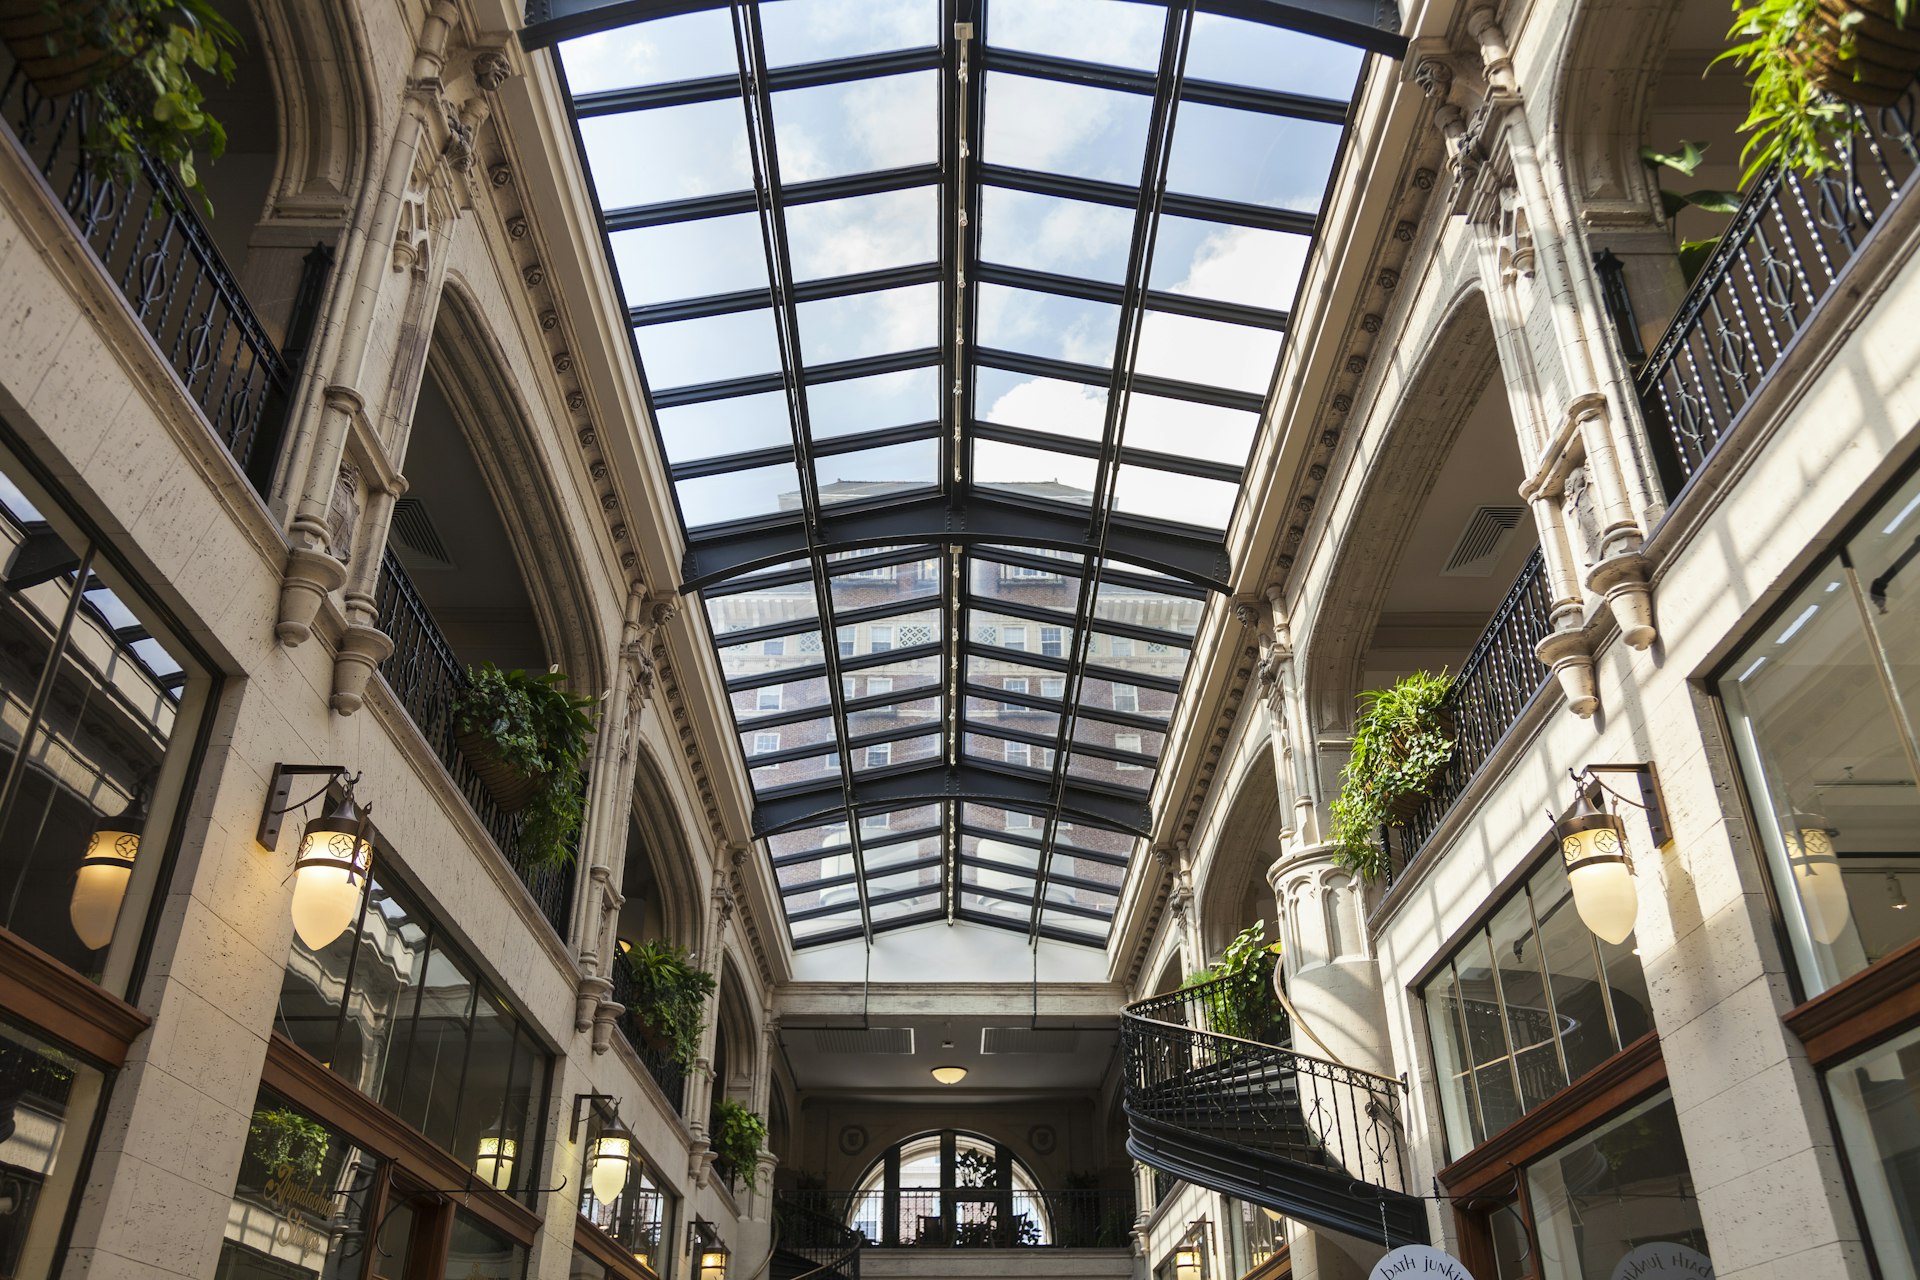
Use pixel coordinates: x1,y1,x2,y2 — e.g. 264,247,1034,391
773,1197,863,1280
1121,974,1428,1247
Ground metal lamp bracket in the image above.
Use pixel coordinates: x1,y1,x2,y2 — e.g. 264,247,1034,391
1574,763,1671,847
256,763,352,849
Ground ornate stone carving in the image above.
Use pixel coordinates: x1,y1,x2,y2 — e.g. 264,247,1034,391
276,546,347,646
553,350,574,374
1393,220,1416,242
578,425,598,448
539,308,558,331
1377,267,1400,290
522,262,545,288
1360,313,1382,333
331,623,395,715
326,463,361,565
1412,57,1453,101
1332,393,1353,413
1564,461,1602,571
508,215,529,240
473,48,513,92
1320,428,1340,448
1346,354,1368,375
567,391,586,412
489,162,512,188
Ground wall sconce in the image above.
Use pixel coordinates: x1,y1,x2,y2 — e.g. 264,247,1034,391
70,785,149,950
1173,1244,1204,1280
690,1218,729,1280
474,1127,516,1190
1551,764,1670,945
257,764,373,950
572,1093,635,1204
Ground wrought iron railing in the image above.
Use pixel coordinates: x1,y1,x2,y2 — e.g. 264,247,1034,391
1636,85,1920,497
604,946,689,1114
0,57,309,498
776,1196,864,1280
784,1188,1134,1249
373,548,576,938
1121,1003,1415,1204
1380,549,1555,878
1129,968,1289,1051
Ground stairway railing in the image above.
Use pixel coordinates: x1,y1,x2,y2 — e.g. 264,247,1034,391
776,1196,864,1280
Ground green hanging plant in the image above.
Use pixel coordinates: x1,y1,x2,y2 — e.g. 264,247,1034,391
454,663,598,869
712,1097,767,1190
1181,920,1283,1043
622,939,716,1069
246,1106,330,1183
1328,670,1455,882
1640,141,1745,284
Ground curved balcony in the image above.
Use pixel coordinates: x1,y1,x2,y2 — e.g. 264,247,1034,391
1121,974,1426,1247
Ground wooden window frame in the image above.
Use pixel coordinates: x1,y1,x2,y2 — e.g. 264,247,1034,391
262,1031,542,1248
1784,933,1920,1066
0,927,149,1066
576,1214,665,1280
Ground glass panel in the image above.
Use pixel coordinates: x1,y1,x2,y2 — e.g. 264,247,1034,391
1091,629,1189,677
971,611,1072,655
772,73,938,183
977,369,1109,440
443,1209,527,1280
386,937,474,1149
706,580,818,635
1423,964,1483,1155
1042,909,1108,939
732,673,833,720
852,731,939,773
1077,677,1169,723
578,102,750,209
1044,880,1114,911
655,390,793,464
840,653,942,696
560,11,739,93
974,440,1098,502
983,74,1152,184
571,1250,612,1280
808,366,940,440
761,0,939,65
816,440,939,503
1827,1023,1920,1280
455,994,523,1192
872,895,941,924
843,609,941,658
792,908,864,941
219,1087,378,1280
1150,217,1311,312
740,715,831,759
1066,748,1150,788
754,749,845,794
610,214,770,307
1529,862,1624,1083
868,865,943,897
969,553,1083,603
964,732,1052,773
1487,893,1566,1112
797,283,939,365
988,0,1164,68
849,696,941,738
1093,582,1205,636
1113,464,1240,529
1184,12,1365,100
1454,932,1523,1139
1122,392,1258,467
967,695,1062,739
718,629,827,670
1165,105,1342,212
1134,310,1281,395
637,308,782,389
979,187,1135,282
1525,1095,1711,1280
1071,715,1165,755
676,461,805,528
866,832,944,871
320,878,426,1099
787,187,937,282
829,555,941,610
977,285,1121,367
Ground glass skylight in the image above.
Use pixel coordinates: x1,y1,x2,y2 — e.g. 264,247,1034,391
540,0,1386,948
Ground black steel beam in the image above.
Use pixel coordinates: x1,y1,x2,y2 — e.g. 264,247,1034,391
604,165,942,231
573,46,941,114
751,761,1152,837
680,491,1233,591
977,163,1319,236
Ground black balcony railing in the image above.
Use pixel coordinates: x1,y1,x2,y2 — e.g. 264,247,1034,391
1379,549,1555,879
1131,968,1289,1051
1636,84,1920,498
0,59,308,498
784,1189,1134,1249
373,548,576,938
776,1195,864,1280
604,949,689,1114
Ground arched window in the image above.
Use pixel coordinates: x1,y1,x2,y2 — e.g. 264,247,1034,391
845,1132,1051,1245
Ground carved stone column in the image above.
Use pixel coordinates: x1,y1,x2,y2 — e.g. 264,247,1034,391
685,865,735,1187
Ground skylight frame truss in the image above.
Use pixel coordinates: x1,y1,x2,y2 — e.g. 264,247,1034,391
542,0,1398,949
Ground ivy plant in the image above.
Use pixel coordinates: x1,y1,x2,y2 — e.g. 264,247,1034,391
1181,919,1283,1043
622,939,716,1069
1328,670,1455,882
246,1106,329,1183
1715,0,1871,183
455,663,598,869
712,1097,767,1191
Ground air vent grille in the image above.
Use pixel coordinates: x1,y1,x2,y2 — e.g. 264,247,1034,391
810,1027,914,1055
391,497,455,567
1442,505,1526,577
980,1028,1079,1055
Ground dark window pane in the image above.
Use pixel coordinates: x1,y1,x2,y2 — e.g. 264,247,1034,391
386,939,475,1148
1487,893,1566,1112
219,1086,379,1280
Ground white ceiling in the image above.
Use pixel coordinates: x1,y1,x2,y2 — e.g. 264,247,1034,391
778,1012,1121,1100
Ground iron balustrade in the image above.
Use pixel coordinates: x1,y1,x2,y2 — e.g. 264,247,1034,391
373,547,576,938
0,58,309,498
1380,549,1555,879
783,1188,1135,1249
604,945,689,1114
1128,968,1290,1051
1121,995,1417,1216
775,1195,865,1280
1636,84,1920,497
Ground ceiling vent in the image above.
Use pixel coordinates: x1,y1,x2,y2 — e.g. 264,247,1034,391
810,1027,914,1055
390,496,456,569
980,1027,1079,1055
1442,505,1527,577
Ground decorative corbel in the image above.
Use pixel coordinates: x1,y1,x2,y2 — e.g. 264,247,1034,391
1535,629,1600,717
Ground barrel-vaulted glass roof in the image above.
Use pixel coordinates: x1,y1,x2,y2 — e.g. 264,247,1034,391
527,0,1399,948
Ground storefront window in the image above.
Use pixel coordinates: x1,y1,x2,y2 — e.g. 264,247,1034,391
216,1088,380,1279
274,866,550,1200
1225,1199,1284,1277
0,450,206,995
445,1209,526,1279
0,1016,108,1280
1722,468,1920,996
581,1119,673,1273
1525,1094,1712,1279
1826,1023,1920,1279
573,1250,614,1280
1421,850,1652,1155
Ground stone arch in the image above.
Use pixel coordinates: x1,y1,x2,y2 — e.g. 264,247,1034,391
1192,752,1282,960
712,956,760,1102
618,741,706,951
245,0,376,224
418,279,604,687
1299,285,1503,736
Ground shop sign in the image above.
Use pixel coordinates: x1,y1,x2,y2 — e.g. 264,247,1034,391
1610,1243,1714,1279
262,1162,331,1256
1370,1244,1475,1279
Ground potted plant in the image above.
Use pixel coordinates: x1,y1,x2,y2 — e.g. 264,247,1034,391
711,1097,767,1191
454,663,597,868
1640,142,1744,284
0,0,237,206
1328,670,1455,882
1717,0,1919,182
1181,920,1283,1044
621,939,715,1068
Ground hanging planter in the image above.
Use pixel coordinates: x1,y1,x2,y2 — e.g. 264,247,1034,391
1327,670,1456,881
1806,0,1920,104
0,1,113,96
453,663,596,866
622,939,716,1068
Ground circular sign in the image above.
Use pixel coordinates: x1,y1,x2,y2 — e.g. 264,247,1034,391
837,1125,868,1155
1610,1243,1714,1280
1370,1245,1475,1280
1029,1125,1057,1154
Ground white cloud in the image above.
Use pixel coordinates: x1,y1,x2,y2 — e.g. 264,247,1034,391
983,376,1106,439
